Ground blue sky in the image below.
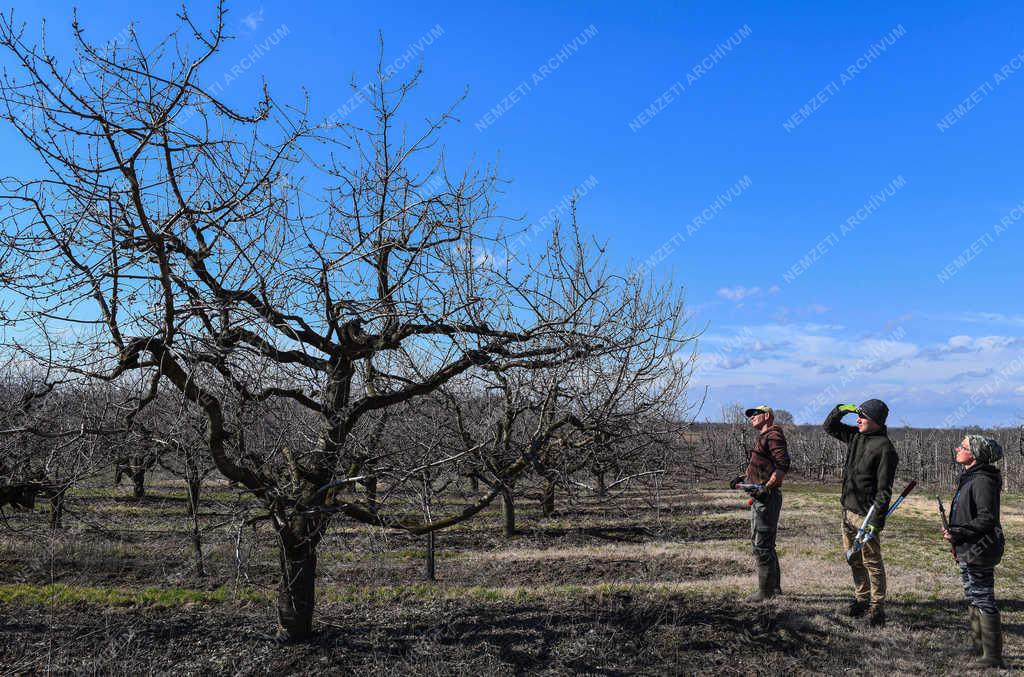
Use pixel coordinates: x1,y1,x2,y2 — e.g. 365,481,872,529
2,1,1023,427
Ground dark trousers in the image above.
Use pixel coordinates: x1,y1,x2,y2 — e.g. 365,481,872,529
960,562,998,615
750,489,782,568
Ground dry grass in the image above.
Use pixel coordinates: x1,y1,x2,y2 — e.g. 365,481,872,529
0,476,1020,674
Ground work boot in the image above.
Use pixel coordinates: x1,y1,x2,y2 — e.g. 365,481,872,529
745,564,775,602
976,611,1006,668
846,599,869,618
962,606,982,656
868,604,885,627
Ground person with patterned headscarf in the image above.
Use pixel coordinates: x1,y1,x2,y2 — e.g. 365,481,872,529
944,434,1006,668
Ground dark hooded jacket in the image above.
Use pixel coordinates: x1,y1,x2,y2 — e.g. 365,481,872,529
949,463,1004,567
823,405,898,529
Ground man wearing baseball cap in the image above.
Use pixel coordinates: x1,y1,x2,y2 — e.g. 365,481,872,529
730,404,790,602
823,398,898,627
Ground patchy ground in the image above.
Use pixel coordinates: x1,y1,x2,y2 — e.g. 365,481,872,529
0,477,1020,674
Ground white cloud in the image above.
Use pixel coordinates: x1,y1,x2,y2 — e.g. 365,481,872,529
718,355,751,370
717,285,761,301
933,312,1024,327
976,336,1023,351
800,322,846,332
693,322,1024,426
947,335,972,349
937,335,1024,354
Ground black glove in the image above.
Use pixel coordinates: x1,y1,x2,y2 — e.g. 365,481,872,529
751,487,769,501
729,475,744,490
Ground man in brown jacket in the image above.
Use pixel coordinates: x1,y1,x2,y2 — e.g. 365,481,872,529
731,404,791,601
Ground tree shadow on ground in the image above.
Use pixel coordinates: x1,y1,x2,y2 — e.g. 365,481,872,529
311,594,838,675
519,521,748,545
2,593,1006,675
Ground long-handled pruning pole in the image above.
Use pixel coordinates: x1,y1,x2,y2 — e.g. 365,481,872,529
936,495,957,562
844,480,917,562
851,503,876,553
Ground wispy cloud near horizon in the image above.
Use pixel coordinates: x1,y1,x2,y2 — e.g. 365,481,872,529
694,320,1024,427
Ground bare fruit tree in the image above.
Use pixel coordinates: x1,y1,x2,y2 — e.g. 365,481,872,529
0,368,145,528
0,7,694,640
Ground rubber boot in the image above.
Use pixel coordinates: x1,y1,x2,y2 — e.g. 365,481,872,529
772,559,782,596
868,604,885,627
976,611,1006,668
962,606,982,656
846,599,869,618
745,564,774,602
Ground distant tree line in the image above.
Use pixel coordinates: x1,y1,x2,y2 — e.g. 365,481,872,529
693,418,1024,489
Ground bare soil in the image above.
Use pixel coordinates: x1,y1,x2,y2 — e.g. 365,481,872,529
0,478,1020,675
1,591,992,675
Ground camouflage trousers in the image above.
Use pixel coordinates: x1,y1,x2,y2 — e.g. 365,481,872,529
842,509,886,607
750,489,782,568
959,562,998,615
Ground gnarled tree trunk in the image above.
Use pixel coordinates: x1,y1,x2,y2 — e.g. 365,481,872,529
541,479,556,518
501,487,516,537
131,470,146,499
48,487,66,529
186,477,201,514
185,476,205,577
363,476,378,514
275,517,324,642
115,457,151,499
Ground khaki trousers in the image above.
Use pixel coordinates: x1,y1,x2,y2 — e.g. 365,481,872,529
842,509,886,606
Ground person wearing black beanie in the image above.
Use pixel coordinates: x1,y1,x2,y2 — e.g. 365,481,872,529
823,398,898,628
